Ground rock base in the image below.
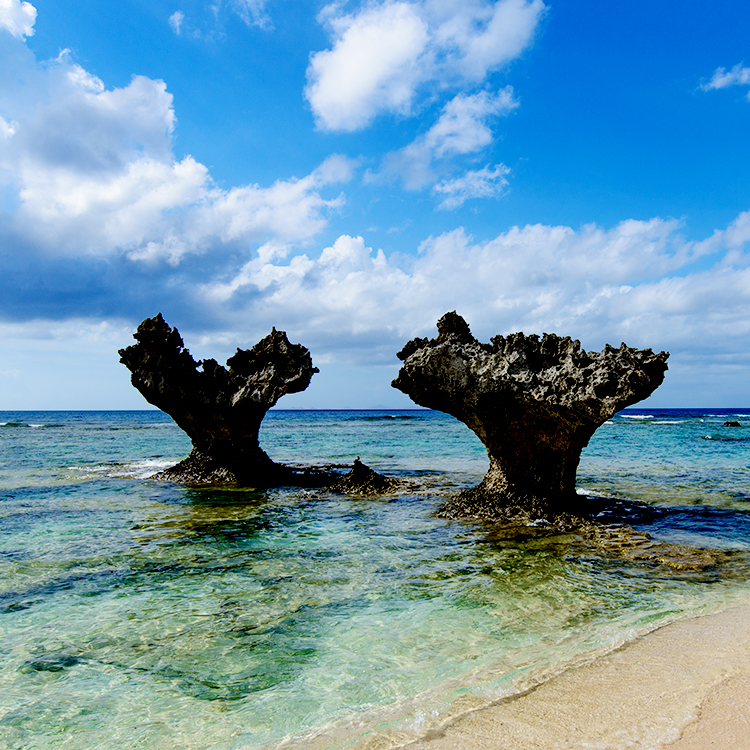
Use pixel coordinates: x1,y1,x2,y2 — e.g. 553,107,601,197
153,450,397,494
437,482,602,530
153,448,336,488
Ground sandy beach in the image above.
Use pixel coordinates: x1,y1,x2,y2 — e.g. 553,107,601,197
396,604,750,750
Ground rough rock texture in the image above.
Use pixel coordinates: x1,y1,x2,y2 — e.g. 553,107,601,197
392,311,669,519
329,457,401,495
119,314,328,486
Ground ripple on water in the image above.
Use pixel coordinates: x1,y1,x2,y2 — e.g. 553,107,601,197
2,409,750,749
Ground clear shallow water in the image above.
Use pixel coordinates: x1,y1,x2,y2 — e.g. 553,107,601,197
2,409,750,749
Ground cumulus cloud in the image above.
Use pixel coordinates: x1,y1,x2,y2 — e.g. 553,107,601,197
306,0,544,131
0,0,36,39
128,160,347,265
0,43,349,265
195,215,749,366
377,87,517,190
701,62,750,95
425,87,517,156
306,2,429,132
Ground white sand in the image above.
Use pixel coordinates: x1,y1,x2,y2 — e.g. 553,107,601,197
388,605,750,750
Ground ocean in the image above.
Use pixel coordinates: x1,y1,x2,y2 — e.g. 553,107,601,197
2,408,750,749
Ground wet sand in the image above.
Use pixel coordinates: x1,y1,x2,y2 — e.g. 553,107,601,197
397,604,750,750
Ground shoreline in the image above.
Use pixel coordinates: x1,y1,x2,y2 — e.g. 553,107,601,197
382,602,750,750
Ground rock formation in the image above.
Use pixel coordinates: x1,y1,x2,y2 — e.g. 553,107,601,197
120,314,398,492
392,312,669,520
119,314,330,486
329,457,400,495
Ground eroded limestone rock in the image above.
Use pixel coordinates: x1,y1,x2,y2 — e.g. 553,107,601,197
329,457,401,495
392,311,669,519
119,314,327,486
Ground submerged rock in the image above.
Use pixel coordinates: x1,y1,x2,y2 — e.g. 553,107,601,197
392,312,669,520
724,420,741,427
19,652,81,674
119,314,329,487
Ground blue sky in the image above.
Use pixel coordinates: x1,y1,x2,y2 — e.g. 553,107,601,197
1,0,749,409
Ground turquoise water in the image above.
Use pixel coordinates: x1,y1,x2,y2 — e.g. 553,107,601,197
2,409,750,749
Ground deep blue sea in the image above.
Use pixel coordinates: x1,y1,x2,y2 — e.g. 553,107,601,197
2,408,750,749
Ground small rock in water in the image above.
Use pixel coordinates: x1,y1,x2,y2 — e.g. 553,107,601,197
329,457,400,496
724,420,741,427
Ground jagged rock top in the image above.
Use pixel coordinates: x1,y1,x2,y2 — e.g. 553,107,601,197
119,313,318,418
394,311,669,423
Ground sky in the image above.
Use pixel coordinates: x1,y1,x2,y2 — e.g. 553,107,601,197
1,0,749,409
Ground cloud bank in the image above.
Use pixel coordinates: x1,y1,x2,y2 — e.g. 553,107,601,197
194,215,750,367
0,36,351,273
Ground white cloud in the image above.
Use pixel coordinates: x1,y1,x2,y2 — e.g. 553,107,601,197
196,215,750,366
427,0,545,80
0,0,36,39
306,2,430,131
306,0,544,131
0,115,17,138
131,166,345,265
169,10,185,35
314,152,359,184
432,163,510,208
377,88,517,190
722,209,750,251
232,0,272,29
1,45,349,263
425,87,517,156
701,62,750,93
